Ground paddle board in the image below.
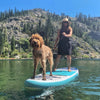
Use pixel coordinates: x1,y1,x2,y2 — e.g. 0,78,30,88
25,67,79,88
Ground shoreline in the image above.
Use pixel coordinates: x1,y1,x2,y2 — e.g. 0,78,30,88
0,57,100,61
0,58,33,60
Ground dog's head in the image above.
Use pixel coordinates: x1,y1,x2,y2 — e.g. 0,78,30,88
29,33,44,48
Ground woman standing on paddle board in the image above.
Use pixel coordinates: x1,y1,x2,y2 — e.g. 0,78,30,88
54,18,72,72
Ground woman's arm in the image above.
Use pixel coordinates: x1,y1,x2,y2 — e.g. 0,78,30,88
62,27,72,37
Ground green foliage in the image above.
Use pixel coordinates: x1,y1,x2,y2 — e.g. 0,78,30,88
76,13,91,25
36,20,41,33
11,36,15,52
0,34,4,55
22,23,34,36
0,9,100,58
82,54,90,58
76,13,100,31
72,47,78,57
21,52,32,58
0,27,6,55
10,49,19,57
71,22,84,38
0,8,29,21
21,53,28,58
19,38,30,52
39,16,55,46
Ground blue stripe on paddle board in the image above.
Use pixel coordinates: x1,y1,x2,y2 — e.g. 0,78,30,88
25,67,79,88
46,71,76,76
25,71,79,88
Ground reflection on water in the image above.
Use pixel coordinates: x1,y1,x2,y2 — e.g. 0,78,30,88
0,59,100,100
28,88,54,100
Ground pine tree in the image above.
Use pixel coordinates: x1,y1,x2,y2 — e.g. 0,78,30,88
44,15,55,46
11,36,15,52
23,24,27,32
0,31,5,55
36,20,42,33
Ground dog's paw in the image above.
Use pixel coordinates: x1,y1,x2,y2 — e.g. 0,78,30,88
42,77,46,80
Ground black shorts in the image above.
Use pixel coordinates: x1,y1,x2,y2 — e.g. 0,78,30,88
58,40,72,55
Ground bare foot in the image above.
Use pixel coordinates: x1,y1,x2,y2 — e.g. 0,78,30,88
68,69,71,72
50,74,52,76
54,68,56,71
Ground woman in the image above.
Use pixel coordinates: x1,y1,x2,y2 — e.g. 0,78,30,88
54,18,72,72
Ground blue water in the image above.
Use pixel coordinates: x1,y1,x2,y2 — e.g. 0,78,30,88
0,59,100,100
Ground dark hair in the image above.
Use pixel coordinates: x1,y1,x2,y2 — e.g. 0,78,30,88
61,21,69,31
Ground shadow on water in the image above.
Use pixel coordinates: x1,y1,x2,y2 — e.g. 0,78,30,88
24,87,54,100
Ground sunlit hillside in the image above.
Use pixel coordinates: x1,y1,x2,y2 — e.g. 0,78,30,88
0,8,100,59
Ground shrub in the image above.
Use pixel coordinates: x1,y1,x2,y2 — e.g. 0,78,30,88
10,49,19,57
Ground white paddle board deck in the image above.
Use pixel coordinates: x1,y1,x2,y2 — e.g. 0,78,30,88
25,67,79,88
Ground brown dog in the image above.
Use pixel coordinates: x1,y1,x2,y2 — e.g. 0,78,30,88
29,33,53,80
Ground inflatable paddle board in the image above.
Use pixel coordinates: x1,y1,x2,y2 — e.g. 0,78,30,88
25,67,79,88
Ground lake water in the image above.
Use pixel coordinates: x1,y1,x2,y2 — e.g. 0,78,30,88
0,59,100,100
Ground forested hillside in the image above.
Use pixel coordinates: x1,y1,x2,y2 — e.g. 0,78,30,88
0,8,100,59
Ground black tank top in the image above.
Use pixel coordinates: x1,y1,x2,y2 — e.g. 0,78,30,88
59,28,71,41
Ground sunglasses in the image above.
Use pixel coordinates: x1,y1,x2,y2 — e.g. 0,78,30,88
63,21,68,23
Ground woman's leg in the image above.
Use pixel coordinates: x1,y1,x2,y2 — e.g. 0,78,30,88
54,55,61,71
66,55,71,72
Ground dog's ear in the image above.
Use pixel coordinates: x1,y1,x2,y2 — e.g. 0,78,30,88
40,37,44,47
40,41,43,47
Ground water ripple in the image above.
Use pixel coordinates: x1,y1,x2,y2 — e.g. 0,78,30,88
83,91,100,96
95,76,100,82
82,87,100,89
87,83,100,86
